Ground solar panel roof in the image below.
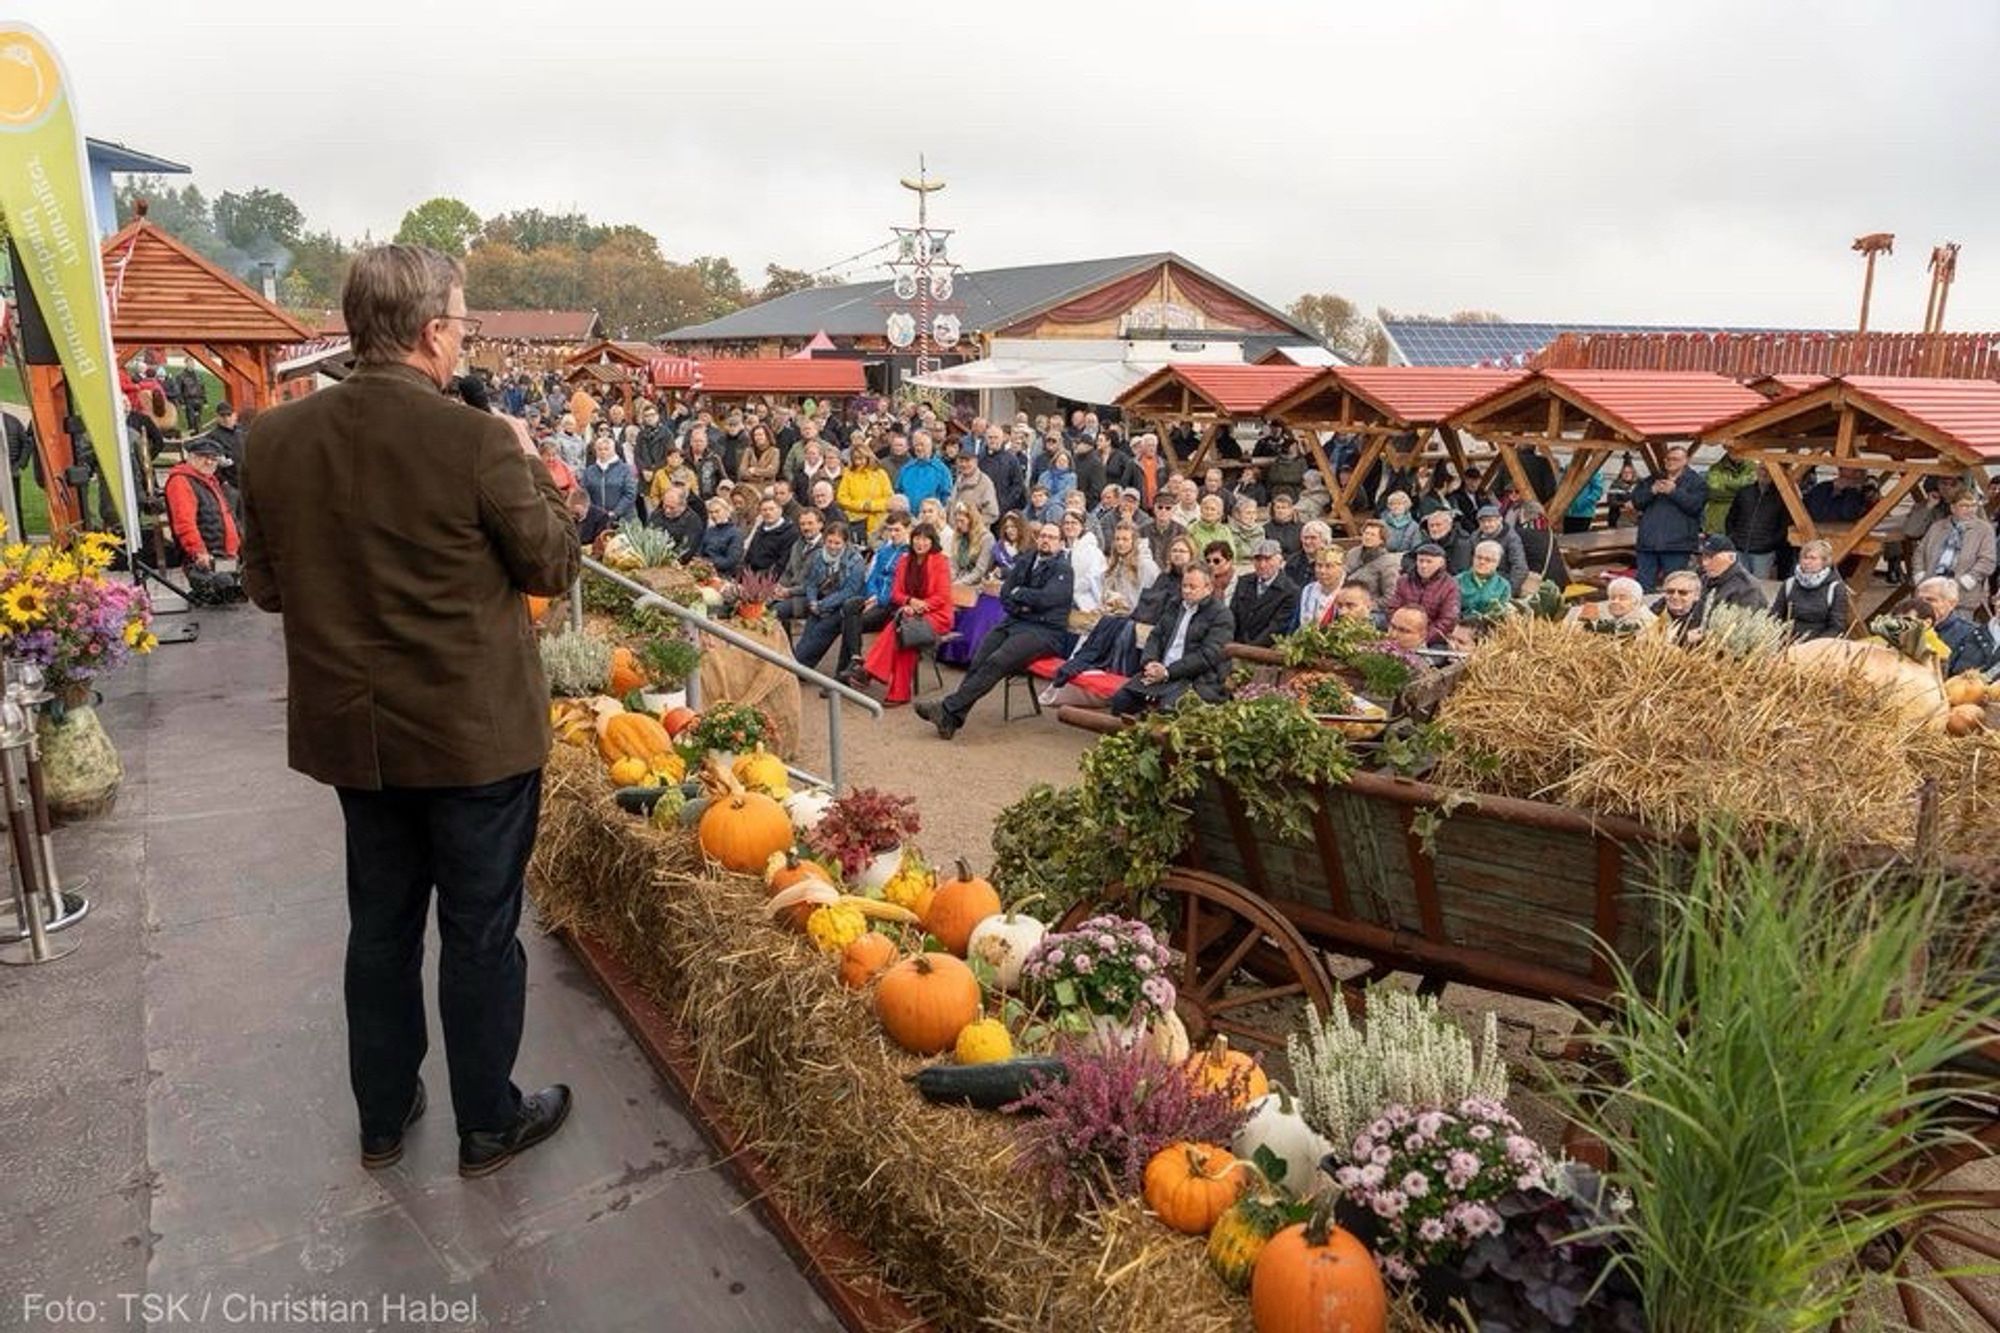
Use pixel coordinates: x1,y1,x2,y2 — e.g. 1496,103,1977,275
1383,321,1828,368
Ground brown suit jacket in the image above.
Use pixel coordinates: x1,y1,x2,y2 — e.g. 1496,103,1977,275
242,363,580,790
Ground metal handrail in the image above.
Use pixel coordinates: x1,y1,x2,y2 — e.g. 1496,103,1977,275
574,555,882,790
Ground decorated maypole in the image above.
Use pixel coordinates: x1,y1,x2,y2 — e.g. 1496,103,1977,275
881,157,963,391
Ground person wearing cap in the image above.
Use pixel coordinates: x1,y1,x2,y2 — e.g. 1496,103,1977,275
206,400,247,484
1631,443,1708,591
1388,541,1461,642
1098,486,1152,550
950,450,1000,530
1407,507,1472,575
1229,539,1300,647
1472,504,1529,591
164,437,245,603
1694,534,1768,618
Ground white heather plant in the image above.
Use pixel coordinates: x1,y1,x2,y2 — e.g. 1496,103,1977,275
1287,987,1509,1148
538,627,614,697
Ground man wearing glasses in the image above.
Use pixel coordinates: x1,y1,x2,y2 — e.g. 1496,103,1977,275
242,246,579,1179
1655,569,1705,645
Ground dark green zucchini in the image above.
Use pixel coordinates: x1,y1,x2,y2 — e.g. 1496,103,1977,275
612,785,674,815
909,1057,1067,1110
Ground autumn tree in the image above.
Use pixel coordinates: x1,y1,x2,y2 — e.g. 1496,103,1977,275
757,263,820,301
395,197,482,257
114,178,222,257
1287,292,1391,364
212,187,305,252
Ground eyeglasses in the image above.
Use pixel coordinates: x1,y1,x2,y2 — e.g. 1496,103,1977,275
1206,555,1231,566
439,314,483,337
1662,588,1697,598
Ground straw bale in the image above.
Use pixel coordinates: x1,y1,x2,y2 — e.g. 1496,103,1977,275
1432,617,1991,857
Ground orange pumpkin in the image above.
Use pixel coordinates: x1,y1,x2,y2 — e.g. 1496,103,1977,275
839,932,898,989
697,791,794,873
768,850,829,929
1250,1217,1388,1333
927,858,1002,956
660,706,700,738
597,711,675,765
1185,1036,1270,1106
874,952,982,1054
608,645,648,696
1143,1142,1246,1235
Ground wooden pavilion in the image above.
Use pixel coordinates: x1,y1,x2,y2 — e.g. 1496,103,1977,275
562,339,659,413
1115,363,1319,474
1704,376,2000,609
98,214,312,412
1262,366,1525,533
1448,368,1767,515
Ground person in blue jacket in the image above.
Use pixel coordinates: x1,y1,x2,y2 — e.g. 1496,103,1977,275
791,522,867,673
1630,444,1708,591
895,430,954,514
840,513,911,679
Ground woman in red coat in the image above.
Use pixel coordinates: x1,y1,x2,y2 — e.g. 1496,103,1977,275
859,521,953,705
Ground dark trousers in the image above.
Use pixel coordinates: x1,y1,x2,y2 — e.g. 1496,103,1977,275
1634,549,1692,593
336,769,541,1138
840,601,893,674
939,619,1058,725
183,402,204,433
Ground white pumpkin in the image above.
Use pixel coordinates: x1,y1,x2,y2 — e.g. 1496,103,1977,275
854,844,907,894
784,788,835,833
1145,1008,1191,1064
965,908,1047,990
1233,1088,1333,1198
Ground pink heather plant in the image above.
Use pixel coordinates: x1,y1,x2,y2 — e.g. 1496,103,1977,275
1007,1039,1249,1207
1331,1096,1547,1280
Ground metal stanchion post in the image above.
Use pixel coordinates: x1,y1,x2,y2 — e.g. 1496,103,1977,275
0,695,74,965
7,660,86,932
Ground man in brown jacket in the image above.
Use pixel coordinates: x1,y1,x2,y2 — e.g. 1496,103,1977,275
242,246,581,1178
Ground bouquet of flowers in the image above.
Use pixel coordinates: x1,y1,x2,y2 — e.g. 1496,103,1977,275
1019,914,1176,1031
0,529,156,700
1330,1096,1548,1280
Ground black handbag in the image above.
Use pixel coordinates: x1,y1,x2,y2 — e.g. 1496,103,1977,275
897,616,939,650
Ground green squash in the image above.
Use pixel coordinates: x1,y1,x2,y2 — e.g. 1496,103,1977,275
1207,1193,1295,1293
677,794,711,828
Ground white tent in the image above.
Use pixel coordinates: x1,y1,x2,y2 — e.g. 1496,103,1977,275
908,337,1242,412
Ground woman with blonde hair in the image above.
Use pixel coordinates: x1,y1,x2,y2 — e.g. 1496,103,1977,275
945,501,994,588
836,446,894,539
1099,520,1160,615
1770,538,1853,641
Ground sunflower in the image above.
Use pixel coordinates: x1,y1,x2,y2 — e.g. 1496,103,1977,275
2,584,46,626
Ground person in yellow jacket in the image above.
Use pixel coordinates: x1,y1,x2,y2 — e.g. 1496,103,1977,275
837,447,894,540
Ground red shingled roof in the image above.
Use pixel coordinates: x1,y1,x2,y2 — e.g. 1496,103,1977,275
1119,363,1320,416
1331,366,1527,424
688,358,867,396
1452,370,1767,441
1710,376,2000,464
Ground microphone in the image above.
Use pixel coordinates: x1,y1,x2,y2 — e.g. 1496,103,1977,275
451,373,492,412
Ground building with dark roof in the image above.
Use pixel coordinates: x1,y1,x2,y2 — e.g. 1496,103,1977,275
1382,319,1835,369
662,251,1326,406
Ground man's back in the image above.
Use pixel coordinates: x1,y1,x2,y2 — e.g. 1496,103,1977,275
242,363,578,791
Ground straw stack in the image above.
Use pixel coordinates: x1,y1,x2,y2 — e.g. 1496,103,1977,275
1434,617,1980,856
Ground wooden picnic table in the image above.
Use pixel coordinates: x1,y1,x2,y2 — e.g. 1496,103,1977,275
1557,526,1637,570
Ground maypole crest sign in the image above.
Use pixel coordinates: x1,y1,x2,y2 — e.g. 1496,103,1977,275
0,23,135,530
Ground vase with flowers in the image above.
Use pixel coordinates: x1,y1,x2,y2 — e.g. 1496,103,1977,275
803,786,921,890
1017,914,1180,1052
0,529,156,819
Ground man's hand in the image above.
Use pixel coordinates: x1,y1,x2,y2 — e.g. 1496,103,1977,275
1141,661,1167,684
1652,479,1672,495
191,553,213,571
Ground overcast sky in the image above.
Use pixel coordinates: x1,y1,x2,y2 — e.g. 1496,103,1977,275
20,0,2000,330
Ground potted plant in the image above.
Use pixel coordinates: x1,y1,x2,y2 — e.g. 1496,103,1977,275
803,787,921,889
1017,914,1181,1052
731,570,780,625
636,634,701,713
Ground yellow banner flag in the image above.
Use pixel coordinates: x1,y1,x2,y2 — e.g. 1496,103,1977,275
0,23,132,530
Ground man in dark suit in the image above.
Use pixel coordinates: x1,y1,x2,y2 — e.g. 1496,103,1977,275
1109,564,1235,716
1230,539,1300,646
917,520,1071,739
242,245,580,1179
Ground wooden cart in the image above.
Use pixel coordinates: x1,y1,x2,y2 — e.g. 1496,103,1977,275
1054,706,2000,1329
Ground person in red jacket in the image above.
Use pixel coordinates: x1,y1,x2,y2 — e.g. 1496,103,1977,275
164,437,245,602
856,521,953,705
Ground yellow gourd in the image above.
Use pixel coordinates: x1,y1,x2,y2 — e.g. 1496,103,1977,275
608,756,650,787
733,748,791,797
806,903,868,956
954,1018,1013,1065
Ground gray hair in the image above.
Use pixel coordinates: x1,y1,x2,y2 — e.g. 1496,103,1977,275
1606,576,1643,601
342,244,463,365
1917,575,1960,606
1301,520,1333,542
1473,539,1504,561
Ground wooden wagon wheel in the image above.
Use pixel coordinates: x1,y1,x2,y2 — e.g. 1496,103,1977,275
1060,868,1337,1057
